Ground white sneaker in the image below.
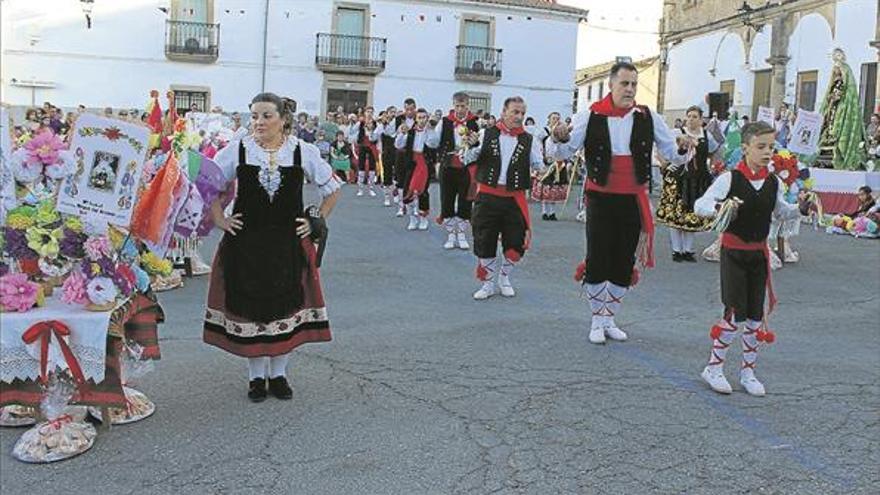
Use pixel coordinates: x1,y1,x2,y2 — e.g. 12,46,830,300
473,281,497,300
356,188,364,197
407,216,418,231
383,197,391,207
456,233,469,250
498,276,515,297
604,322,628,341
369,189,377,197
701,366,732,394
588,325,606,344
418,217,429,231
576,210,586,223
393,194,400,204
396,207,405,218
444,234,456,249
740,371,766,397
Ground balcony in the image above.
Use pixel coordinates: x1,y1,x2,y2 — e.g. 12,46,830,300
165,20,220,63
455,45,502,83
315,33,387,75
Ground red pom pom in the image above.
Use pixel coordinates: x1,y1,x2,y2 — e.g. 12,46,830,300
710,325,723,340
631,268,640,286
574,261,586,282
475,264,489,281
504,249,521,263
761,330,776,344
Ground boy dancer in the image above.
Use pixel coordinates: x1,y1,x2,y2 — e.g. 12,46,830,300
349,106,381,197
395,108,439,231
694,121,799,396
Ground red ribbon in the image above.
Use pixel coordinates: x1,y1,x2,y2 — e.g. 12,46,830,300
496,121,525,137
21,320,86,385
590,93,636,118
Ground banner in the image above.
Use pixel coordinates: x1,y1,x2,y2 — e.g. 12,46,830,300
56,114,149,227
788,109,822,156
756,106,775,125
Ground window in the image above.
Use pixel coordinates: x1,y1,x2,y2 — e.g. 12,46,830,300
598,81,604,98
859,62,878,124
797,71,818,112
587,84,592,101
464,19,490,47
172,89,209,115
171,0,211,23
465,92,491,114
719,80,735,103
752,69,771,120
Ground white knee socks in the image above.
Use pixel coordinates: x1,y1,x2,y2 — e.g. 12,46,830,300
585,282,627,328
682,232,695,253
499,257,516,286
670,229,684,253
707,319,737,370
269,353,290,378
248,357,269,380
741,320,761,376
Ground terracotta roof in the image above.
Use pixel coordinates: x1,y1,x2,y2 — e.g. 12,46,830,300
464,0,589,18
575,56,659,84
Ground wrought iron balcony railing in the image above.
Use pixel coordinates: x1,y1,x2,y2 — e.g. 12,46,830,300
455,45,502,82
165,20,220,62
315,33,387,74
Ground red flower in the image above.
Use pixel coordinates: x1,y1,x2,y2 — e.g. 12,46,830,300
771,154,799,186
18,258,39,276
104,128,122,141
574,261,587,282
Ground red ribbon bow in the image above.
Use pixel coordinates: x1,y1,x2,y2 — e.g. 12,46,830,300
21,320,86,385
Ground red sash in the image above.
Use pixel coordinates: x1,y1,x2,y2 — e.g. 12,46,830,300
406,152,429,201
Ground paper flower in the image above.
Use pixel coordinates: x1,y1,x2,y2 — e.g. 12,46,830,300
84,235,113,261
141,251,173,276
4,227,37,260
0,273,40,312
25,226,62,259
86,277,119,305
0,262,8,277
61,270,89,305
64,216,84,233
34,201,60,227
113,263,136,296
131,265,151,292
24,130,64,167
59,228,87,259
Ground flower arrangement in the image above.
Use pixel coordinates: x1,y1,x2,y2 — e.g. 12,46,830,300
21,130,70,181
0,273,45,312
2,201,86,280
60,234,137,311
770,149,816,204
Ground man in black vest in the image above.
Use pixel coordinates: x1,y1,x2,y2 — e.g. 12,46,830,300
379,105,398,207
548,61,693,345
694,121,799,397
463,96,545,300
435,92,481,250
384,98,418,217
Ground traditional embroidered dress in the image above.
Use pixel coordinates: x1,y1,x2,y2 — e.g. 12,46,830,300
435,110,480,249
463,122,544,299
656,126,719,258
203,135,339,365
395,124,440,231
547,94,687,343
694,162,799,396
531,126,570,214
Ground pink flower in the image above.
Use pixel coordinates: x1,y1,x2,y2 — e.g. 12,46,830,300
24,130,65,167
0,273,40,312
61,270,89,305
84,235,113,261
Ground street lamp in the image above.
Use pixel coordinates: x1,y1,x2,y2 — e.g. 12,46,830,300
80,0,94,29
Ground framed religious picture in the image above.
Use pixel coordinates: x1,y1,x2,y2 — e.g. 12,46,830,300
56,114,149,227
788,109,822,156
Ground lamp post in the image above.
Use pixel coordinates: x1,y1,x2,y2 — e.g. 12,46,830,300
80,0,94,29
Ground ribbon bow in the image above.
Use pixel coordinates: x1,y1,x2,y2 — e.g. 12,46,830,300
21,320,86,385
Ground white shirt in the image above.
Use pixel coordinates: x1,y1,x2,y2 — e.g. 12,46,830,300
463,128,545,186
347,121,381,146
546,108,688,166
215,134,340,198
694,171,800,220
384,116,416,138
394,127,440,152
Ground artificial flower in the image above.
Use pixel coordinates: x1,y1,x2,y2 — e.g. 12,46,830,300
0,273,40,312
86,276,118,305
84,235,113,261
64,216,84,233
141,251,173,276
131,264,151,292
24,130,64,166
4,227,37,260
61,270,89,305
25,226,62,259
59,229,87,259
6,212,36,230
34,200,60,227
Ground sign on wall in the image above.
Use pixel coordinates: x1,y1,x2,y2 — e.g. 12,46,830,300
57,114,149,227
756,106,775,125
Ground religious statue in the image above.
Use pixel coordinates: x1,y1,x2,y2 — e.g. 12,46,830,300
818,48,867,170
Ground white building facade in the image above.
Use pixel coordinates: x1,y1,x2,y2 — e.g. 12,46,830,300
659,0,878,123
1,0,586,119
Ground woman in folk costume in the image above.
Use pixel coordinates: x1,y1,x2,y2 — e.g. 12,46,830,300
532,112,570,221
204,93,341,402
547,62,693,344
329,130,352,183
656,105,721,261
347,106,381,197
395,108,440,231
694,122,799,396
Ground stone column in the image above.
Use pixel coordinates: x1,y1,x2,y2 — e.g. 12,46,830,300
766,14,792,109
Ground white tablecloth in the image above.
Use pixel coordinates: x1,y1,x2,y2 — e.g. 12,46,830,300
0,297,113,384
809,168,880,193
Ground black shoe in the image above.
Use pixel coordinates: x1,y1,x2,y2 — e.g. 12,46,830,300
683,252,697,262
248,378,267,403
548,213,558,221
268,376,293,400
541,213,550,221
672,252,683,262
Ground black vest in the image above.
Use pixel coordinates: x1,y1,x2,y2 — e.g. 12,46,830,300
474,127,533,191
725,170,778,242
438,116,480,155
583,107,654,186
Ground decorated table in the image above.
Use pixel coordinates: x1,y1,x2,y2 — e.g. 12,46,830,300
809,168,880,214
